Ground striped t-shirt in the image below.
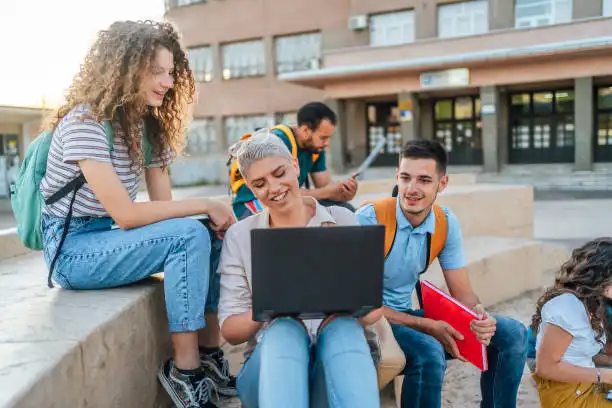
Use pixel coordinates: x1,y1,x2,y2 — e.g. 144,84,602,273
40,105,172,218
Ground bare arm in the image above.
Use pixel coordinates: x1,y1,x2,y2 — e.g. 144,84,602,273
145,167,172,201
383,306,430,330
536,323,612,383
308,171,357,202
443,267,480,308
307,171,334,200
594,353,612,367
221,310,263,346
79,160,233,230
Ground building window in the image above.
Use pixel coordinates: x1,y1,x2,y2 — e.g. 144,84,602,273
438,1,489,38
185,119,217,155
514,0,572,28
604,0,612,16
433,96,483,165
275,112,298,124
369,10,415,47
187,46,213,83
222,40,265,80
275,33,322,74
224,115,274,146
509,90,574,163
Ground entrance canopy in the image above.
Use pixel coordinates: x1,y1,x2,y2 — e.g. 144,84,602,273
0,106,48,125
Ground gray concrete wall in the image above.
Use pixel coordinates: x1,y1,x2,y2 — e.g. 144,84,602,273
346,100,367,166
574,77,594,171
481,86,500,173
420,98,434,141
325,98,348,173
398,92,420,143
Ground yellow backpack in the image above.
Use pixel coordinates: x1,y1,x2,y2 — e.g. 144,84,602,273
227,124,319,195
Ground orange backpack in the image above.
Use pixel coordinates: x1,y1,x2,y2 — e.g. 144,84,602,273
361,197,449,307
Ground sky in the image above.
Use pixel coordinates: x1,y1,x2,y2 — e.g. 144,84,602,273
0,0,165,108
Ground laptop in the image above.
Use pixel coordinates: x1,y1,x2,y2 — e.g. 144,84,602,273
251,225,385,322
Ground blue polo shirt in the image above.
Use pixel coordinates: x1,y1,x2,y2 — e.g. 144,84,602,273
356,198,466,312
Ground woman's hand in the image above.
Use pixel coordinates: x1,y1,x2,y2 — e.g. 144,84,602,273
202,199,236,232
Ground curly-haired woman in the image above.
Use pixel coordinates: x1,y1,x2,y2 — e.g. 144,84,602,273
40,20,235,408
531,238,612,407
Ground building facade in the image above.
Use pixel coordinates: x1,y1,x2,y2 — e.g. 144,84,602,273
0,106,46,197
165,0,612,184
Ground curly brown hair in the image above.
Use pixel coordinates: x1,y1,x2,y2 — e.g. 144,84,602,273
46,20,195,169
530,237,612,344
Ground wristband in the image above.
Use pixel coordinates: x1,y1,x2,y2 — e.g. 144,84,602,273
596,367,602,388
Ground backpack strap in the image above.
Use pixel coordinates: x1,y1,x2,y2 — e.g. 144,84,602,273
415,204,448,308
272,124,298,157
425,204,448,269
360,196,397,259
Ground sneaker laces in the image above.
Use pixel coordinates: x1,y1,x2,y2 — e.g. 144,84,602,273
193,376,219,404
211,350,231,379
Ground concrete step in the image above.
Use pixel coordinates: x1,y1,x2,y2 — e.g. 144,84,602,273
354,183,535,239
0,253,172,408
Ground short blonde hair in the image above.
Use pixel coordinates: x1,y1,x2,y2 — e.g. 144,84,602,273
229,128,293,179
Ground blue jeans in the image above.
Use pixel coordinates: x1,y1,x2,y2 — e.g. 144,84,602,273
392,310,527,408
42,214,222,333
236,317,379,408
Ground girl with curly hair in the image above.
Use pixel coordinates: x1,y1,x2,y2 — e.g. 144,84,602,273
531,237,612,407
40,20,235,408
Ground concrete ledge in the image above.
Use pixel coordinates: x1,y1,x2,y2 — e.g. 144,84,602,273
0,254,171,408
355,183,535,239
0,228,32,261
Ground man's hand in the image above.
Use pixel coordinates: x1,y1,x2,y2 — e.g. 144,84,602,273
340,175,358,201
423,320,467,362
470,304,496,346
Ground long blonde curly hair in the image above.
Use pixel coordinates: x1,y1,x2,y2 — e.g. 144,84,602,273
46,20,195,169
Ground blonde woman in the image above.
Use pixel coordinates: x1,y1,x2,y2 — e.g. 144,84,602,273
218,130,384,407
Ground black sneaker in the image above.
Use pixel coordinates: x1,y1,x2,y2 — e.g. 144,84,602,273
200,349,238,397
158,359,219,408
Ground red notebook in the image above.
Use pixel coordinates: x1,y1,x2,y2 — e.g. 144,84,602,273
421,280,488,371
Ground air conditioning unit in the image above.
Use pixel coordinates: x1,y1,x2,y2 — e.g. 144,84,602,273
348,15,368,31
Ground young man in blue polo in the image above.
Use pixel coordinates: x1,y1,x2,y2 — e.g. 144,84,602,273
229,102,358,219
356,140,528,408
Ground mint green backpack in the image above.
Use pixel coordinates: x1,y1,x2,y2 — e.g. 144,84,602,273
9,121,151,287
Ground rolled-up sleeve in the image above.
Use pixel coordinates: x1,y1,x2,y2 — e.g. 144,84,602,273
217,227,252,328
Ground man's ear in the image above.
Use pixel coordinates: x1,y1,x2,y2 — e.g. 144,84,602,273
438,174,449,193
